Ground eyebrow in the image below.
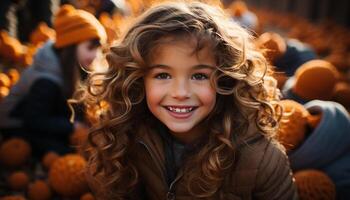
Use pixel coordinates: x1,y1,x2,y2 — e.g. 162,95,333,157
148,64,215,70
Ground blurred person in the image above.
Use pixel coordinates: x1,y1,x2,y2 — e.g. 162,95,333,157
0,5,107,156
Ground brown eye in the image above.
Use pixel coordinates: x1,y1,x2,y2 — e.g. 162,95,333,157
191,73,208,80
155,73,171,79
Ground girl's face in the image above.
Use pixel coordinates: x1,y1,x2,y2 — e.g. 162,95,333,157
144,38,216,144
76,40,99,68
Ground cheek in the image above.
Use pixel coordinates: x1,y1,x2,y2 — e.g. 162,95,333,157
77,49,86,62
195,84,216,108
77,48,97,65
144,80,166,110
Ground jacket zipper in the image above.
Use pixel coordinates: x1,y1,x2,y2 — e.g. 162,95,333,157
166,172,182,200
138,141,183,200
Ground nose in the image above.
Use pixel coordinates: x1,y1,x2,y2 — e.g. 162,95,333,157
171,78,191,100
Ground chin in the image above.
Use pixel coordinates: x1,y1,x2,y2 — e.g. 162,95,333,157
165,123,193,134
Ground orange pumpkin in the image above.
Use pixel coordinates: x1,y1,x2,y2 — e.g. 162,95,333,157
7,68,20,86
42,151,60,169
7,171,30,190
27,180,52,200
0,86,10,100
0,73,11,88
0,31,24,62
48,154,88,197
80,193,95,200
0,138,31,167
29,22,55,46
294,170,336,200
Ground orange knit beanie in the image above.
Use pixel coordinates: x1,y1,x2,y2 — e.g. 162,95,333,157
292,59,339,101
54,4,107,48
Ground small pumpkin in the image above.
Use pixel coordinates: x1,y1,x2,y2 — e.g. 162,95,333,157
7,171,30,190
80,193,95,200
27,180,52,200
294,170,336,200
0,138,31,167
42,151,60,170
48,154,88,197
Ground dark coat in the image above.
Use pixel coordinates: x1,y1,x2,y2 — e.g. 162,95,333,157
90,123,299,200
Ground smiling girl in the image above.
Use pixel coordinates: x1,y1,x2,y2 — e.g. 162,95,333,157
82,2,298,199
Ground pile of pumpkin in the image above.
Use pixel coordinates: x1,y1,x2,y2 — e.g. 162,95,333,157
253,7,350,73
225,2,350,112
254,28,350,112
0,130,95,200
0,69,20,101
0,22,55,68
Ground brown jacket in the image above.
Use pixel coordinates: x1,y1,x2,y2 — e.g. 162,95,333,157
129,124,299,200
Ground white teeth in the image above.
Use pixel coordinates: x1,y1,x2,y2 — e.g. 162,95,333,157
167,106,194,113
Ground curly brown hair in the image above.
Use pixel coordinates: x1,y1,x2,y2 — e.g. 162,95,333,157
78,1,282,199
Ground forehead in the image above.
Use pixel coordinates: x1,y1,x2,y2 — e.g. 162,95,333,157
148,36,216,68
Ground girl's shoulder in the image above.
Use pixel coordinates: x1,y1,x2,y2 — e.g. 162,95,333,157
234,133,277,172
230,134,297,199
234,132,288,173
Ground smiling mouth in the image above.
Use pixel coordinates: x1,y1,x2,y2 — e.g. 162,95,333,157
163,106,198,113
